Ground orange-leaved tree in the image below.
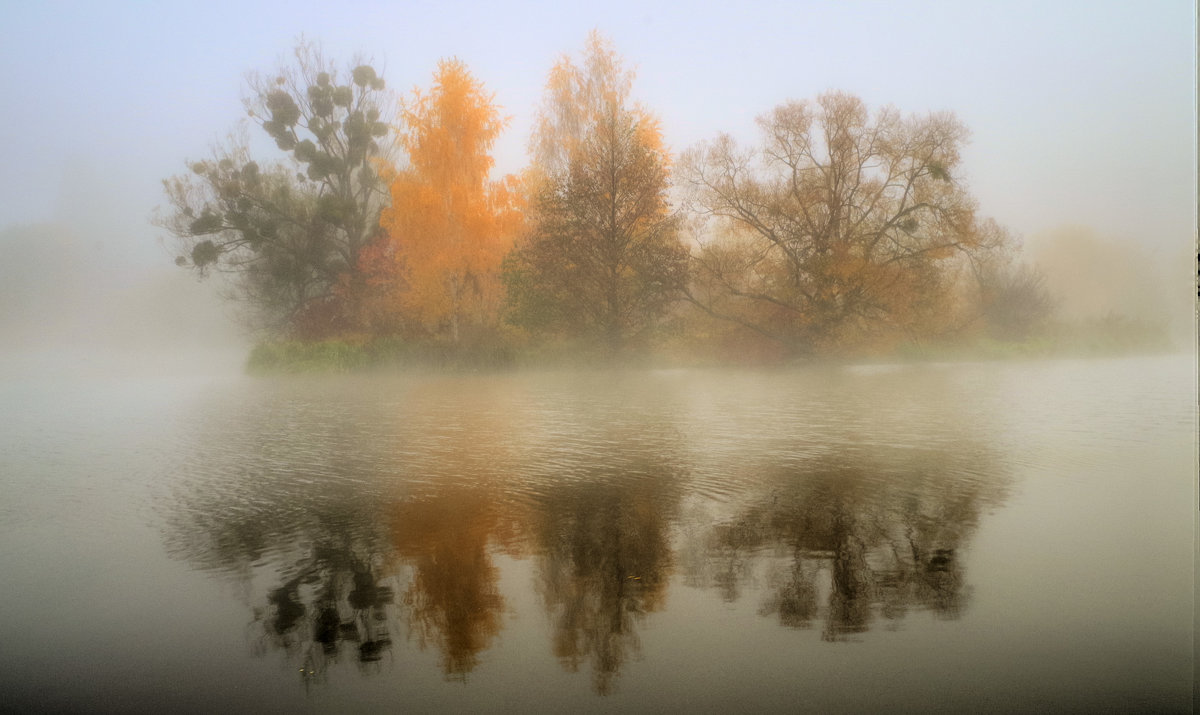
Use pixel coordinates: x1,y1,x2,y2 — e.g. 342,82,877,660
366,59,523,343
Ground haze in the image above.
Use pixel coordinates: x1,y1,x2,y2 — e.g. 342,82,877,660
0,4,1196,709
0,0,1194,364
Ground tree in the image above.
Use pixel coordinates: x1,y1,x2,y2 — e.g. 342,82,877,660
681,92,1008,356
974,259,1056,341
158,40,394,336
364,59,522,343
505,32,689,356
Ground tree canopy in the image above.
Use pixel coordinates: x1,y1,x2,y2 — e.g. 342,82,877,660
505,32,689,356
157,34,1066,365
681,92,1006,355
159,40,393,336
364,59,523,343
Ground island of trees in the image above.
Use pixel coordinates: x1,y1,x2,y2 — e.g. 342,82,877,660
158,34,1164,371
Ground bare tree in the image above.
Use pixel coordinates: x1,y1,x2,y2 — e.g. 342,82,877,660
681,92,1008,355
976,260,1056,341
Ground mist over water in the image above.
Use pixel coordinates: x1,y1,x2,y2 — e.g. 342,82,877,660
1025,225,1194,346
0,356,1192,712
0,219,244,378
0,4,1194,713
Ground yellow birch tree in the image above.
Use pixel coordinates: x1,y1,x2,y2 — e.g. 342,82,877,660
369,59,523,343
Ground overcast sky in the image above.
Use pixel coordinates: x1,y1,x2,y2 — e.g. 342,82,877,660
1,0,1194,269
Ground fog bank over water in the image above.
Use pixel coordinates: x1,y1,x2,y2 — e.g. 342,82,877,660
1025,226,1196,347
0,6,1193,710
0,220,245,378
0,354,1191,711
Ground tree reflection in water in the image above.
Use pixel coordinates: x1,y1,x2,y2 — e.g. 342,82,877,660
532,464,681,694
253,546,397,684
164,475,520,684
688,450,1006,640
160,384,1007,694
163,485,400,684
390,488,517,680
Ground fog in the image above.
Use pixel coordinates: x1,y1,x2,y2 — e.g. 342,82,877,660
0,175,244,377
1026,225,1195,347
0,6,1195,708
0,1,1194,378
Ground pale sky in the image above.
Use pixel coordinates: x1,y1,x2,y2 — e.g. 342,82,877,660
0,0,1194,269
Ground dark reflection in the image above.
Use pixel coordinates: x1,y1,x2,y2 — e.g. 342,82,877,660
532,462,682,695
159,379,534,684
163,469,400,683
253,546,396,682
164,470,516,683
688,450,1007,639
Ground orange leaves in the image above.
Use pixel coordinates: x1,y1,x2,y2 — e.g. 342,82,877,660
370,59,523,340
532,30,642,178
402,58,504,188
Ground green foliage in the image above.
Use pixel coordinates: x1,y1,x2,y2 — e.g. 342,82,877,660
190,240,219,269
928,163,951,182
264,90,301,137
188,212,223,236
351,65,384,90
246,339,372,373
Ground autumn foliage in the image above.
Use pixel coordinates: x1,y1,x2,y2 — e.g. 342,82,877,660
681,92,1005,357
505,32,688,355
361,59,523,343
163,35,1045,366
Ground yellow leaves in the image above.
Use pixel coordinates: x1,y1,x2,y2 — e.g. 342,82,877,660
532,30,644,178
402,58,506,189
371,59,522,339
676,91,1002,355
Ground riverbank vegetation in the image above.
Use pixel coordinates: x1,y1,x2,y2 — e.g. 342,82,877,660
159,34,1174,373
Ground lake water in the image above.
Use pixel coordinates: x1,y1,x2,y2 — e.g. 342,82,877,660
0,355,1193,712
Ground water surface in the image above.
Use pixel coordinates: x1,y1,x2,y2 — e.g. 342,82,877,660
0,356,1193,712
